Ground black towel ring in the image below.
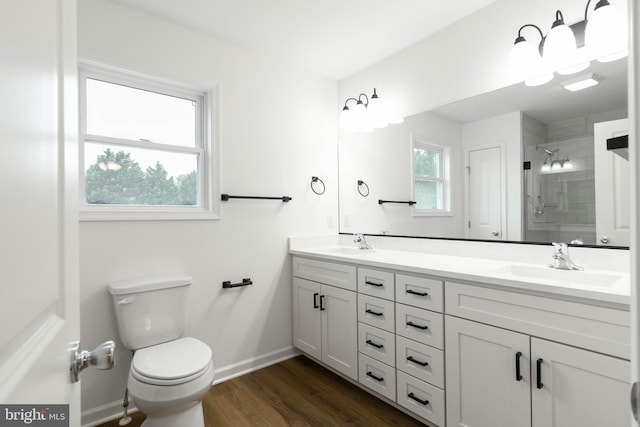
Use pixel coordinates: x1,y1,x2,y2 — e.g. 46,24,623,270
311,176,326,195
357,180,370,197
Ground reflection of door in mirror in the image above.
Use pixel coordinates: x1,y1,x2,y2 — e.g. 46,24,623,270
468,147,502,240
594,119,629,246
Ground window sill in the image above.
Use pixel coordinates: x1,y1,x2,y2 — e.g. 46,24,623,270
79,206,220,222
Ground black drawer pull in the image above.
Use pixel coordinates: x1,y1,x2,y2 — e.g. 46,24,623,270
366,339,384,349
320,295,326,311
313,292,319,309
406,321,428,330
408,393,429,406
536,358,544,389
365,280,384,287
366,309,384,317
366,371,384,382
407,356,429,367
515,351,523,381
406,289,428,297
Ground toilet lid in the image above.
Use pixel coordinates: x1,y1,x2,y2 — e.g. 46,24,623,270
132,337,212,385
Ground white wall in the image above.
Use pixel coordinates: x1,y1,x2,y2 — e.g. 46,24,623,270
78,0,338,423
338,0,629,120
339,111,464,237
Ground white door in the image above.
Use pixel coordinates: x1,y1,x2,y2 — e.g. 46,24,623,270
469,147,503,240
0,0,81,423
594,119,630,246
321,285,358,380
292,278,322,359
531,338,629,427
445,316,531,427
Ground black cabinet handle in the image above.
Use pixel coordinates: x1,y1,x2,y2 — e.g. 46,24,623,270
320,295,326,311
536,358,544,389
408,393,429,406
406,321,428,330
366,340,384,349
365,280,384,287
407,356,429,367
365,309,384,317
406,289,428,297
313,293,319,309
515,351,523,381
366,371,384,382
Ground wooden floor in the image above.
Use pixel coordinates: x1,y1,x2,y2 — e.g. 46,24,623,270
99,355,426,426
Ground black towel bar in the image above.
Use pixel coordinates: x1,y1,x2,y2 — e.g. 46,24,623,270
221,194,291,202
378,199,416,205
222,278,253,289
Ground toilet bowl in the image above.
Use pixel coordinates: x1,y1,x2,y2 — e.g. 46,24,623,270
128,337,214,427
108,275,214,427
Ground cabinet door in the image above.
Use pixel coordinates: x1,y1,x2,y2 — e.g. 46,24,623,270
531,338,630,427
292,277,321,360
446,316,531,427
322,284,358,380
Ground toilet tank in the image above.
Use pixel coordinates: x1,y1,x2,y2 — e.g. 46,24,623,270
108,274,192,351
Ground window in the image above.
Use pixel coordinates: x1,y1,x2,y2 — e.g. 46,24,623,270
79,62,218,220
412,139,451,215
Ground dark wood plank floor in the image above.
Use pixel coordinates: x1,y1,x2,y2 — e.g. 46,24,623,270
98,355,426,426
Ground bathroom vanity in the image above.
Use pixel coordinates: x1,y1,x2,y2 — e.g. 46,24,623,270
290,238,630,427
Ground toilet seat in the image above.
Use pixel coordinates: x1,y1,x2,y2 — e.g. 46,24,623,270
132,337,212,386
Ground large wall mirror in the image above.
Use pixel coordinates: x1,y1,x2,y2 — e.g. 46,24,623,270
338,58,629,248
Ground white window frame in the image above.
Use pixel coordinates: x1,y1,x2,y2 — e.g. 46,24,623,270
78,60,220,221
411,137,452,216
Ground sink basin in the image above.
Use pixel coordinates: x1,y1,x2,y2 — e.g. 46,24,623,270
487,264,624,288
317,247,375,256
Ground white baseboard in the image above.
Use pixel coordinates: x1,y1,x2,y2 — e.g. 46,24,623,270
81,346,300,427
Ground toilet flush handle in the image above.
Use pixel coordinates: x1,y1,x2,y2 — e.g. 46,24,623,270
116,296,135,305
70,340,116,383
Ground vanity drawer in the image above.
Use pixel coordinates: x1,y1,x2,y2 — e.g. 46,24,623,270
445,281,630,359
395,304,444,349
292,256,356,291
396,336,444,388
395,274,444,313
358,294,395,333
358,267,395,300
396,370,445,427
359,353,396,401
358,322,396,367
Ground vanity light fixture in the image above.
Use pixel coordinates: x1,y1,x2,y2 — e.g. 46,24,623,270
339,88,402,133
508,0,627,86
562,73,601,91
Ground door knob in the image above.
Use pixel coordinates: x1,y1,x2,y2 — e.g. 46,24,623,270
70,340,116,383
600,236,609,244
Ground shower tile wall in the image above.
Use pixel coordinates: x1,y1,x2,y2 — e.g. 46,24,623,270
522,110,626,245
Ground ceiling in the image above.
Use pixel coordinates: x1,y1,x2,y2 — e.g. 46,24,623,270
107,0,496,80
433,58,628,124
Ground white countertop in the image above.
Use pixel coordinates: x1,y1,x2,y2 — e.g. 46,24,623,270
289,245,631,307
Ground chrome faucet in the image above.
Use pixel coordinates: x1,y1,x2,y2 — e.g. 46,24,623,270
354,233,372,250
548,242,583,271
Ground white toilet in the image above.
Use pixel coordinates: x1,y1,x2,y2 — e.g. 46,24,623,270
108,274,214,427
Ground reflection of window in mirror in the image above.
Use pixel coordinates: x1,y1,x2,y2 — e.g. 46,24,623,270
412,139,451,216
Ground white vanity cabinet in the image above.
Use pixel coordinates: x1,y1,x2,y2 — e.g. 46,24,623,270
292,257,358,380
445,282,630,427
357,267,397,401
394,274,446,427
